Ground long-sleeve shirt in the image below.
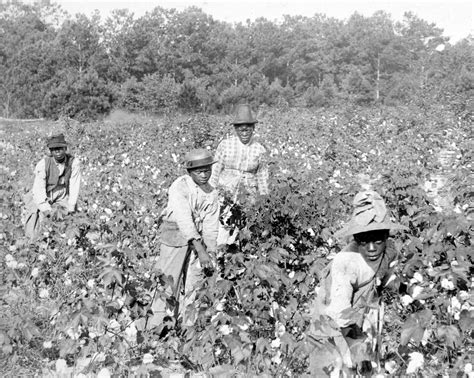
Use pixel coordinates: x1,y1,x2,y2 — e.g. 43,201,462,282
312,240,397,328
160,175,219,251
210,135,269,196
32,156,81,212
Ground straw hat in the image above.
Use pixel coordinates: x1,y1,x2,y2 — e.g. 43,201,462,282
232,104,258,125
47,134,68,148
335,190,408,239
184,149,217,169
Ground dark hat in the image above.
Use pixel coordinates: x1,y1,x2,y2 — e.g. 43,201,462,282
232,104,258,125
184,149,217,169
335,190,408,239
47,134,68,149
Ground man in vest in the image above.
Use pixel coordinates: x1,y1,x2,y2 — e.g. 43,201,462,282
23,133,81,239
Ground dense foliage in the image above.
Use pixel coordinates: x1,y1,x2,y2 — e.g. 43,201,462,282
0,2,473,119
0,105,472,376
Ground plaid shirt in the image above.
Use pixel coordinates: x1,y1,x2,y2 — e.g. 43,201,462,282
210,136,269,196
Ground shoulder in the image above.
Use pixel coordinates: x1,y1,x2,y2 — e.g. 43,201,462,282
169,175,192,192
331,250,363,271
219,136,235,146
251,139,267,153
35,157,47,171
70,155,80,167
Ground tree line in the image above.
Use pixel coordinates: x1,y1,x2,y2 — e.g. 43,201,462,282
0,2,472,120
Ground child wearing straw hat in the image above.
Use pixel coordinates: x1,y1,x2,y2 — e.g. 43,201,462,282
308,190,408,375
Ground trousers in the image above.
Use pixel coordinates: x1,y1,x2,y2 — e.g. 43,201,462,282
148,243,203,328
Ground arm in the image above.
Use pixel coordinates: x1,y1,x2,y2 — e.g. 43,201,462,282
210,141,225,188
256,148,269,195
67,158,81,212
325,256,357,328
32,159,52,212
167,180,201,242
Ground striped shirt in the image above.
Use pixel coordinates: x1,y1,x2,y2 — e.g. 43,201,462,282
210,136,269,196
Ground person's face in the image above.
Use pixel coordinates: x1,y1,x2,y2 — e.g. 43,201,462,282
234,123,255,145
50,147,67,163
188,165,212,186
354,229,389,262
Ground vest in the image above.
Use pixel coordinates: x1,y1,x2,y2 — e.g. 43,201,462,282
45,154,74,196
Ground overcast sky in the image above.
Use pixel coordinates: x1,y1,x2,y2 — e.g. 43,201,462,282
56,0,473,42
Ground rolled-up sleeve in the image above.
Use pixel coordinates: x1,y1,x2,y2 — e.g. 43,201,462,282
167,181,201,242
67,158,81,211
32,159,51,212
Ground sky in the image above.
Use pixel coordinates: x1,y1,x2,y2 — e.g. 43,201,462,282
55,0,473,42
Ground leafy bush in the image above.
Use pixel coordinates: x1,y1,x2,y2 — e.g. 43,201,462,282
0,105,471,376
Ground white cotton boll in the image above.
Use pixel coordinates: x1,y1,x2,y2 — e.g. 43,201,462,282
384,360,397,374
275,322,286,337
142,353,154,364
441,278,455,291
56,359,68,373
465,363,473,374
104,208,113,215
271,351,282,365
459,291,470,301
215,300,225,312
451,297,461,310
271,338,281,348
406,352,424,374
31,267,39,277
108,319,120,332
401,294,413,307
288,271,295,279
39,288,49,298
412,285,423,299
43,341,53,349
413,272,423,282
124,324,137,344
219,324,232,335
421,329,431,346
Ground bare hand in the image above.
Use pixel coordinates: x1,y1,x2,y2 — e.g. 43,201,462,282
192,239,212,268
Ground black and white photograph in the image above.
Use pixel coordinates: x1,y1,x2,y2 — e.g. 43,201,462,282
0,0,472,376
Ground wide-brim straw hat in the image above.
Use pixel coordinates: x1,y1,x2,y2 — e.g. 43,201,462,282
184,148,218,169
47,133,68,148
232,104,258,125
335,190,408,239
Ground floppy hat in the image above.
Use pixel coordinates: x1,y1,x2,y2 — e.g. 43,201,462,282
47,133,68,148
184,149,217,169
335,190,408,239
232,104,258,125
